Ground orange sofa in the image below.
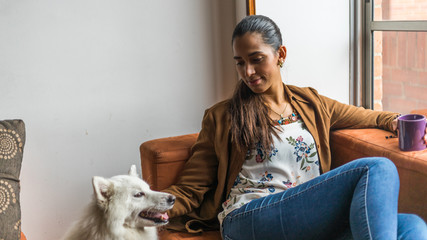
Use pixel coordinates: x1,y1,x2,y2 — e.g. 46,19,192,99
140,116,427,240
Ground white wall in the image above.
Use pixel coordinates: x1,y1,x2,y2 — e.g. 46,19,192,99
1,1,351,239
257,0,350,104
0,1,235,239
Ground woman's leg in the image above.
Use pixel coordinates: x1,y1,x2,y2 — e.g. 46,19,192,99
222,157,402,240
349,158,399,239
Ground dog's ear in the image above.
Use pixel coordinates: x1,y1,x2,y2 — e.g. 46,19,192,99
92,176,113,202
128,165,139,177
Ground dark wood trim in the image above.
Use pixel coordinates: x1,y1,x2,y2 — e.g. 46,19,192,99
246,0,256,15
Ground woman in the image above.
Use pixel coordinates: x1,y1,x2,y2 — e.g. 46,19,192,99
164,15,427,239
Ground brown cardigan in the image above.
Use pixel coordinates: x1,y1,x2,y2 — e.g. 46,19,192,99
163,84,398,233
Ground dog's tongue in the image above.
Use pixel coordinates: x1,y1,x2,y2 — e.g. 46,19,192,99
148,212,169,221
158,212,169,221
140,211,170,222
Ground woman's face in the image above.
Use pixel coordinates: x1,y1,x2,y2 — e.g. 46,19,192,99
232,32,284,94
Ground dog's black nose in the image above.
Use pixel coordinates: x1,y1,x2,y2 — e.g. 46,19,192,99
167,195,176,205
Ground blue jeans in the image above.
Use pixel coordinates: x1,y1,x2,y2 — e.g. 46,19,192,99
222,157,427,240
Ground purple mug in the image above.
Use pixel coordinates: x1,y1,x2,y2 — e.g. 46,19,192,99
397,114,427,151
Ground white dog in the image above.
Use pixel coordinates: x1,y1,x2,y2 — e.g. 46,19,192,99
62,165,175,240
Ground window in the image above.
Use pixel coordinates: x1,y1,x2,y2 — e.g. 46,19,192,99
361,0,427,113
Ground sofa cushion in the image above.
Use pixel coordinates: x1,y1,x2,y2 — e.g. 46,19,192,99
0,120,25,240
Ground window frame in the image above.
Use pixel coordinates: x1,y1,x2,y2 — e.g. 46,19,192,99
357,0,427,109
247,0,255,15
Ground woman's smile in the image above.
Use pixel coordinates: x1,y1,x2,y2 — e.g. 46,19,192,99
247,77,263,86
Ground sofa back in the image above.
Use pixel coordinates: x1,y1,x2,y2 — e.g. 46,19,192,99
140,133,198,191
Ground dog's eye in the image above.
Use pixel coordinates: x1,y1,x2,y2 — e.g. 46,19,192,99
134,192,145,198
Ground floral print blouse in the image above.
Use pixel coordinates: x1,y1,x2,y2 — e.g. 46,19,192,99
218,113,320,226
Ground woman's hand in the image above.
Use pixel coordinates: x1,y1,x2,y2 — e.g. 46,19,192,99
392,119,398,132
425,126,427,144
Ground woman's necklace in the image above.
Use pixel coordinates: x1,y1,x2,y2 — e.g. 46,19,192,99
267,102,289,124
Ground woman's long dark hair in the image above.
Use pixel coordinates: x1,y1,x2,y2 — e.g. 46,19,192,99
229,15,283,153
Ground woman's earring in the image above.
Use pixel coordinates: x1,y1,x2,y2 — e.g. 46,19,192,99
278,60,284,68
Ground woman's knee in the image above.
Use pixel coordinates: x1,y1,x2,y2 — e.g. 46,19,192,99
356,157,399,183
358,157,397,173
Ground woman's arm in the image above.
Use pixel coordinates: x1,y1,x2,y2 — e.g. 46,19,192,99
318,93,400,132
162,108,219,218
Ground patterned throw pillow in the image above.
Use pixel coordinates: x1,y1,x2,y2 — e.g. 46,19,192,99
0,120,25,240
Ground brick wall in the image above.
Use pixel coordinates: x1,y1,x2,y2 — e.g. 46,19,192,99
373,0,427,114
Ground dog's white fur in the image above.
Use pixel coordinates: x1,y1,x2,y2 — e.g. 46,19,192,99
62,165,175,240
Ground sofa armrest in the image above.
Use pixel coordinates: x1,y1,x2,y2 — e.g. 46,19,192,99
330,128,427,221
139,134,198,191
